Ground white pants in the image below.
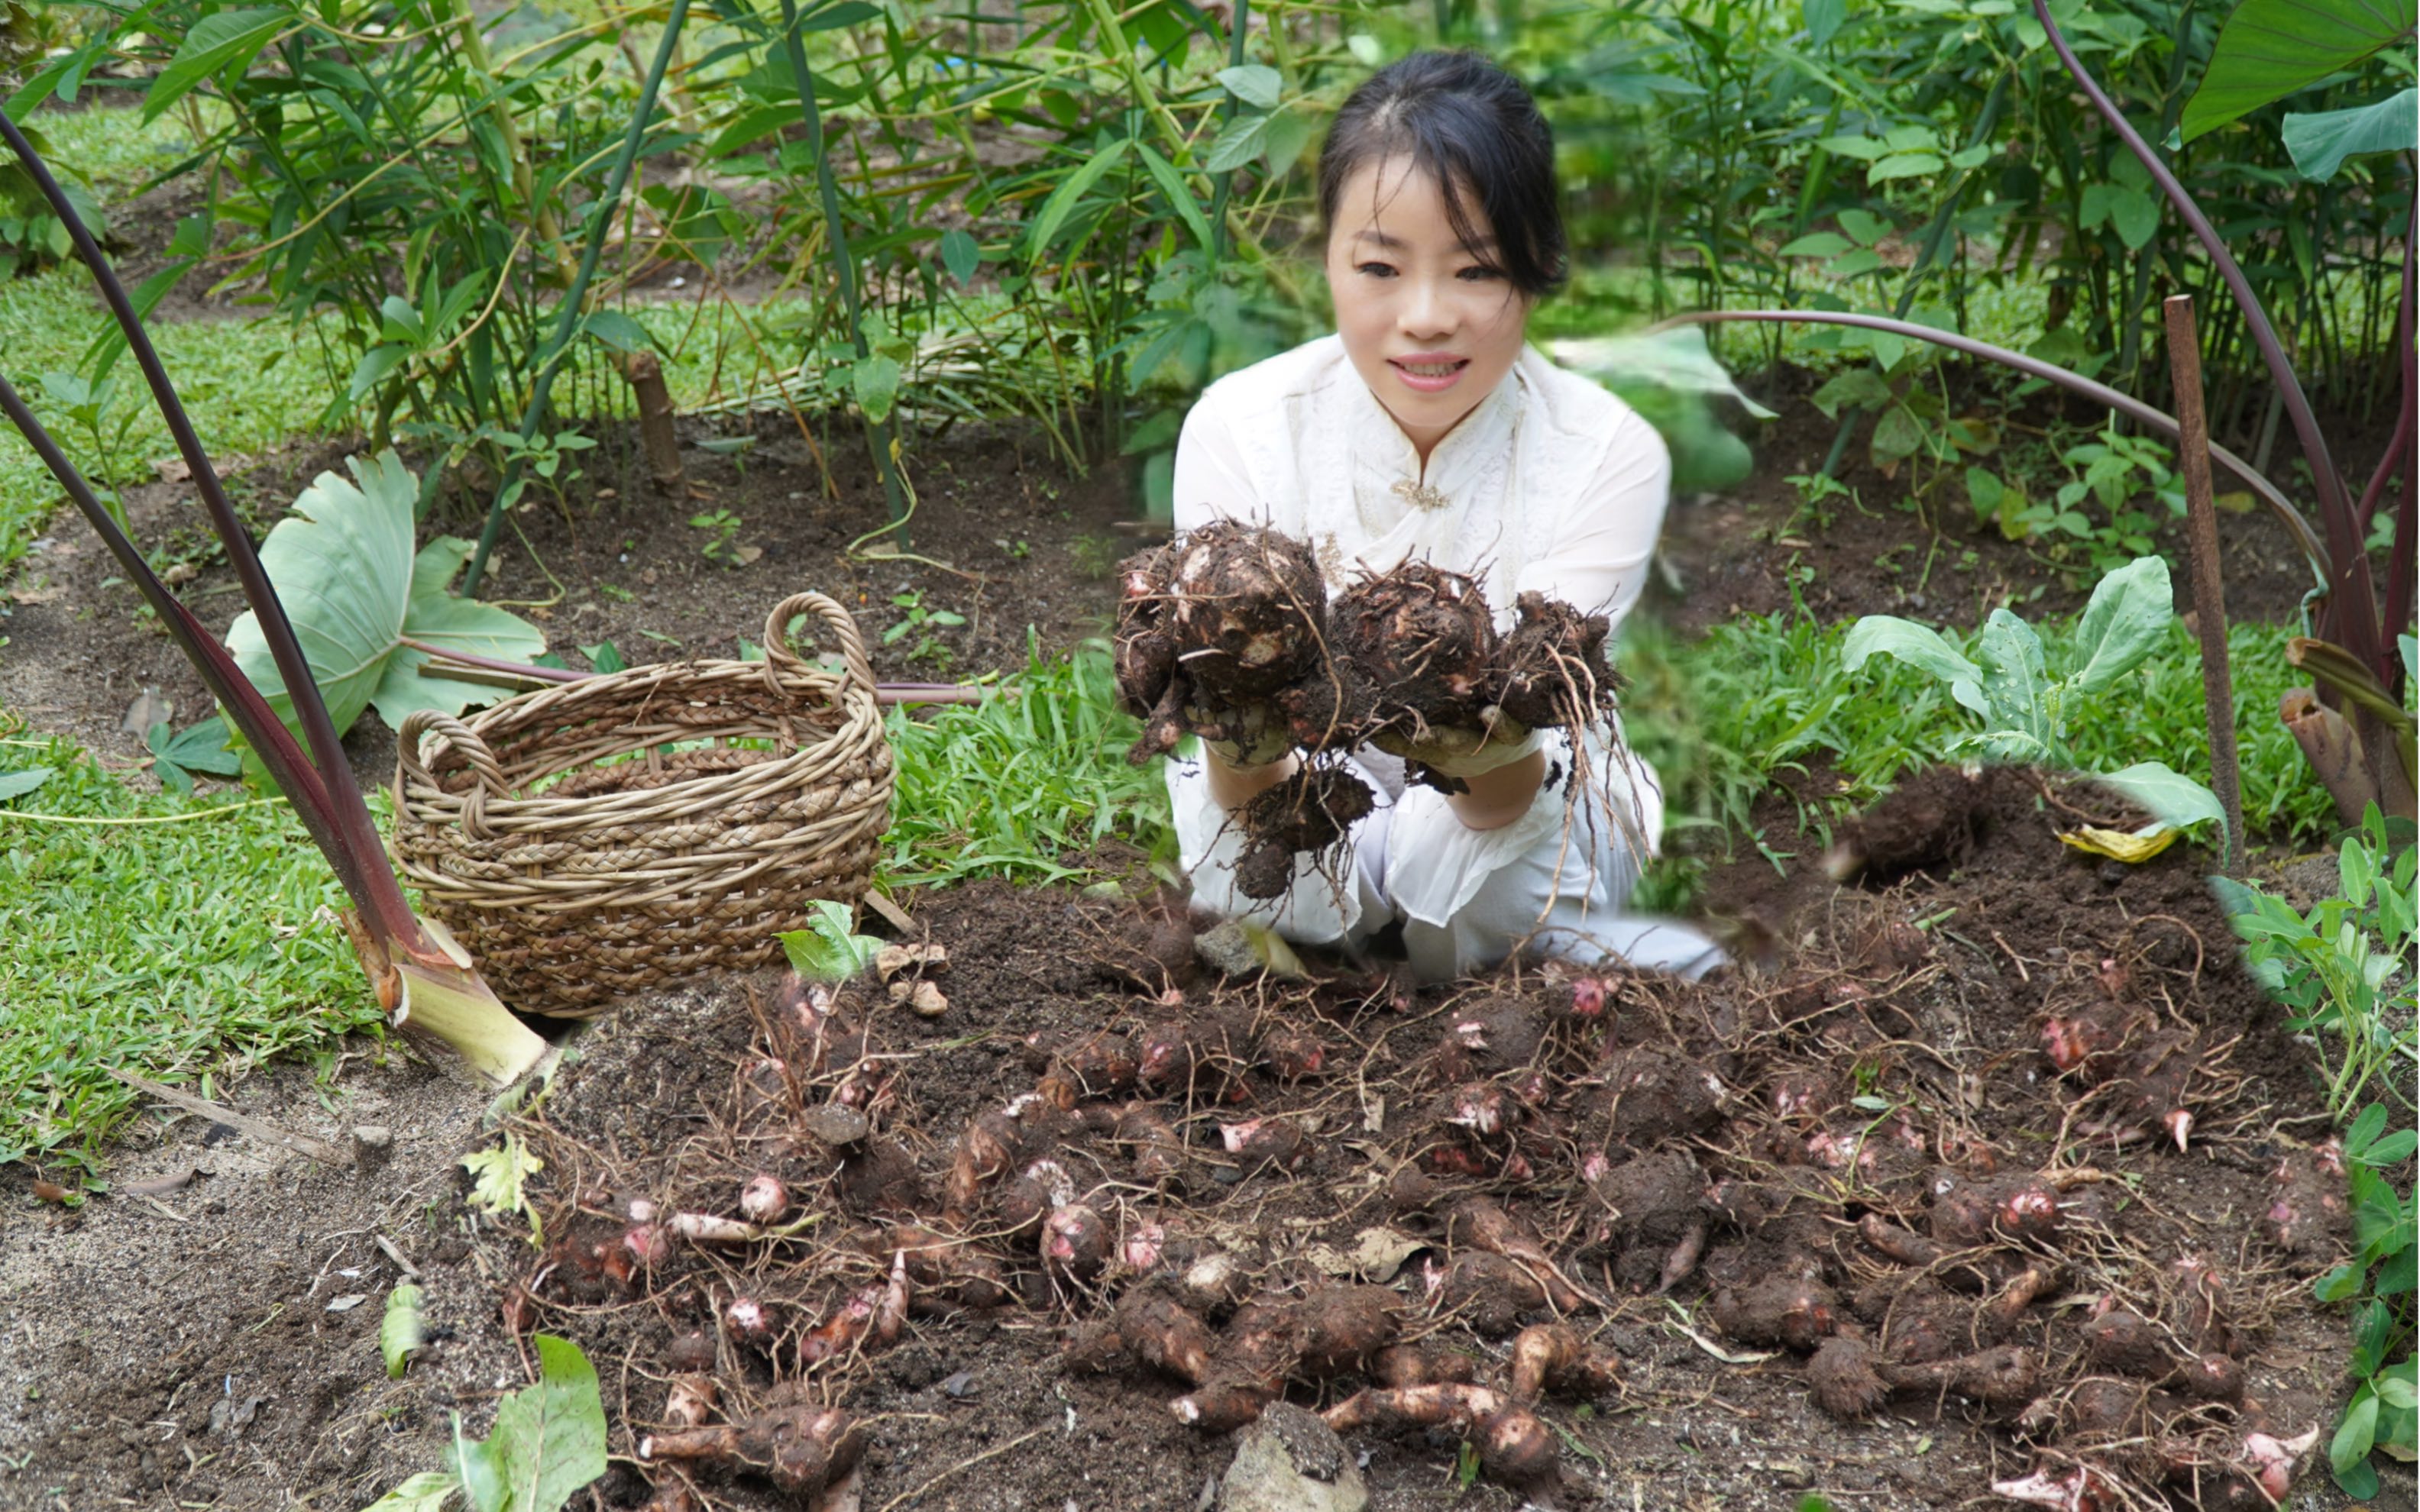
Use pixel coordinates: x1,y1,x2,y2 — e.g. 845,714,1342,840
1167,727,1727,983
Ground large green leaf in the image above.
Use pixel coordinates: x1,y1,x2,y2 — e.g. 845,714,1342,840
2067,555,2174,693
2097,760,2228,831
2282,88,2420,179
450,1335,607,1512
1842,615,1989,716
1972,609,2055,756
1024,138,1131,261
1550,327,1781,420
358,1472,461,1512
225,453,545,744
144,7,291,123
2179,0,2418,143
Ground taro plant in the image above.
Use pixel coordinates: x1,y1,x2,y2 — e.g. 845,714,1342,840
1844,555,2228,847
1660,0,2416,829
0,110,546,1085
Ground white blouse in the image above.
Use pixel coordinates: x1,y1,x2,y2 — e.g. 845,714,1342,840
1170,333,1671,635
1166,334,1676,949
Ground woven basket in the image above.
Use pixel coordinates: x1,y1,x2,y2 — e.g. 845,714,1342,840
390,592,895,1017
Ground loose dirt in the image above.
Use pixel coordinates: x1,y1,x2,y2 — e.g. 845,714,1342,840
2,768,2386,1511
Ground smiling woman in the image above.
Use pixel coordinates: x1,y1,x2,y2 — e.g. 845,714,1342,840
1137,50,1725,984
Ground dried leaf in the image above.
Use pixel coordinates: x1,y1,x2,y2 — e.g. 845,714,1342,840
2057,824,2181,864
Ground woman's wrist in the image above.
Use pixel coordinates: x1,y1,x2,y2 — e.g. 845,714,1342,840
1205,747,1300,813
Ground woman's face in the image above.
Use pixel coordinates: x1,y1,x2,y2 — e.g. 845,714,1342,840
1324,155,1532,460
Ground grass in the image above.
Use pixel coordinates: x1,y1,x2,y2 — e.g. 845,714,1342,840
0,728,384,1184
883,638,1174,887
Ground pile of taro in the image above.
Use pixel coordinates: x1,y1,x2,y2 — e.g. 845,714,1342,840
503,774,2351,1512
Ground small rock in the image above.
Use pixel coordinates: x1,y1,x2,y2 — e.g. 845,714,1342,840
1218,1404,1367,1512
350,1126,393,1172
799,1104,870,1148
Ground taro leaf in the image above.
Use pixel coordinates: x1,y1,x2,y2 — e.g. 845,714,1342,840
358,1471,461,1512
449,1335,607,1512
225,452,545,745
2096,761,2228,832
2282,88,2420,179
780,899,882,983
2067,555,2173,693
1970,609,2055,758
0,767,53,803
1842,615,1989,717
2179,0,2418,143
381,1284,426,1379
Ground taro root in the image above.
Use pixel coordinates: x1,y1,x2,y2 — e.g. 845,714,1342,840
1432,997,1548,1081
1324,1384,1557,1485
1165,522,1330,703
1437,1252,1550,1336
1112,1102,1188,1184
1373,1342,1482,1388
998,1158,1076,1240
1587,1148,1710,1294
1293,1284,1403,1379
1220,1116,1306,1174
1137,1003,1253,1094
638,1392,863,1497
798,1254,909,1367
1597,1045,1726,1149
1508,1323,1620,1402
1041,1203,1111,1284
1820,767,1988,883
1256,1024,1329,1083
1710,1276,1840,1352
835,1136,924,1216
1022,1029,1140,1099
2082,1307,2176,1379
943,1094,1066,1219
1491,591,1617,731
1113,1287,1216,1384
1808,1336,2040,1417
2040,998,2145,1081
2078,1028,2204,1151
1331,560,1500,745
1232,761,1376,900
1446,1197,1597,1313
1114,541,1182,736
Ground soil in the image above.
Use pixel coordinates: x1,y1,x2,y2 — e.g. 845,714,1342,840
2,767,2398,1512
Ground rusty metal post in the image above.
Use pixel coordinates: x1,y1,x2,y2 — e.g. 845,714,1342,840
2163,294,2244,870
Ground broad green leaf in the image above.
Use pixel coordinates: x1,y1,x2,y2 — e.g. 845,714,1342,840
1260,109,1315,174
382,1284,426,1378
1869,150,1945,181
580,641,626,674
450,1413,510,1512
1778,231,1854,257
1026,138,1131,260
780,900,882,982
1974,609,2053,752
852,353,903,424
2108,186,2159,249
1549,326,1778,419
1808,367,1893,417
1817,134,1889,160
2179,0,2418,142
1870,405,1925,460
1836,208,1892,245
484,1336,608,1512
1805,0,1849,44
1204,112,1272,173
1842,616,1989,716
348,345,409,405
357,1471,460,1512
1135,143,1214,253
0,767,54,802
1216,63,1283,109
2068,554,2173,691
581,310,652,354
145,7,290,123
2334,1388,2380,1474
2097,761,2228,831
2282,89,2419,179
940,228,981,286
225,454,545,744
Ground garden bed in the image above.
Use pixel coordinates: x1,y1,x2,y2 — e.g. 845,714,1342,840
0,763,2373,1510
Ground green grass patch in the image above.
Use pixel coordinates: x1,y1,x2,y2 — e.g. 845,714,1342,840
1623,610,2342,861
882,640,1173,888
0,729,382,1182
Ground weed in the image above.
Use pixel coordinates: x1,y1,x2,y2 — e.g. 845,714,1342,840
690,509,745,567
884,590,967,670
1069,535,1122,580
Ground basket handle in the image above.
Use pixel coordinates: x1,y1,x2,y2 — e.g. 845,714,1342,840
397,709,512,797
762,591,875,700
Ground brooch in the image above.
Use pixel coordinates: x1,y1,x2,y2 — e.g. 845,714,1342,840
1390,477,1451,512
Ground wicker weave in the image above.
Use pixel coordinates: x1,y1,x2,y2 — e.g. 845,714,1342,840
390,592,894,1016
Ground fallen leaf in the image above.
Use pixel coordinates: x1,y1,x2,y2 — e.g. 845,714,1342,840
1303,1225,1428,1282
325,1293,369,1312
154,456,192,483
2057,825,2180,864
120,687,173,735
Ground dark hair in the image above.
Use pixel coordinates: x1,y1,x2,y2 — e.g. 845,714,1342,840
1317,50,1566,299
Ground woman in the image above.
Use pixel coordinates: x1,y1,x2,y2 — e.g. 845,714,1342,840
1156,50,1723,983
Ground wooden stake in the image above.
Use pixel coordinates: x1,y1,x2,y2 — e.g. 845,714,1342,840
626,352,684,495
2163,294,2244,870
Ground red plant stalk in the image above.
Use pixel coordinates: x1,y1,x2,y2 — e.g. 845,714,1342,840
0,108,544,1084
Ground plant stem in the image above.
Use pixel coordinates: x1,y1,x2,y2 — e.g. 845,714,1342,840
462,0,692,596
774,0,907,539
2163,294,2242,871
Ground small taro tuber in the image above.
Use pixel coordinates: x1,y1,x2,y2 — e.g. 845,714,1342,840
639,1394,863,1497
1231,763,1375,900
1710,1276,1840,1352
1292,1284,1403,1379
1113,1287,1216,1384
1807,1336,2041,1417
1324,1384,1558,1485
1331,561,1499,747
1446,1196,1597,1313
1508,1323,1620,1402
1490,591,1618,731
